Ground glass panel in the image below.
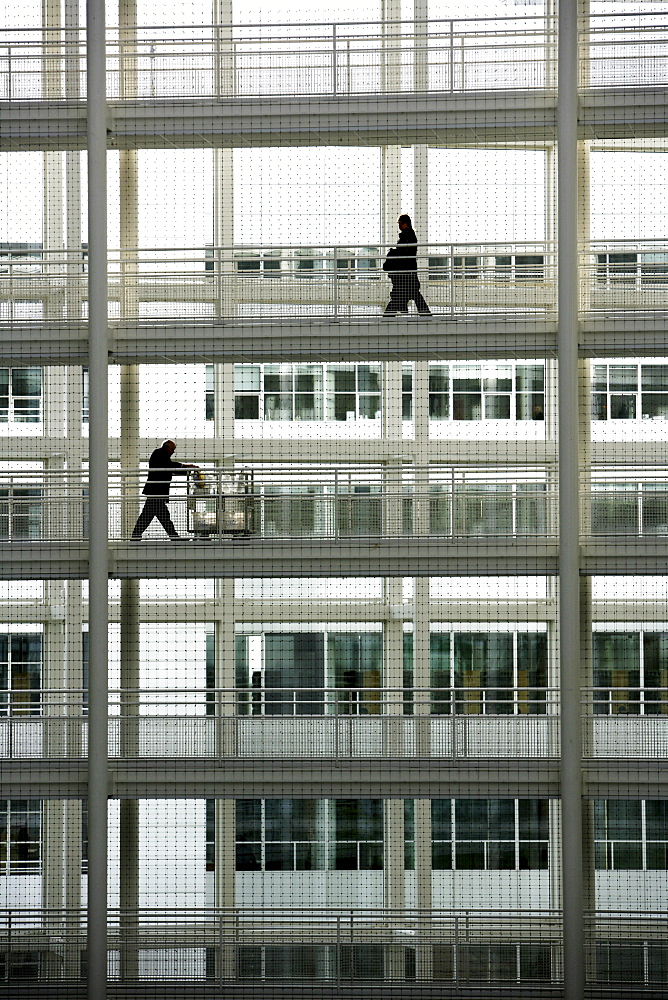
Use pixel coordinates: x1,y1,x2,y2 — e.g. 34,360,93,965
591,394,607,421
430,633,451,714
264,369,293,392
295,367,322,392
329,633,382,715
454,485,513,536
358,395,380,419
592,365,608,392
235,395,259,419
609,365,637,392
645,801,668,841
429,394,449,419
484,395,511,419
516,483,547,535
517,634,547,714
333,394,356,421
264,633,325,715
641,365,668,390
642,484,668,534
483,368,512,392
11,369,41,397
609,394,636,419
332,369,356,393
453,393,482,420
264,395,293,420
593,633,640,714
516,393,544,420
642,394,668,420
643,634,668,714
516,365,545,392
357,366,380,392
234,366,261,392
429,365,449,392
295,394,322,420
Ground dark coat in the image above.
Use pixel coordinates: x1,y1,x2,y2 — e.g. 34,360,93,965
384,227,418,272
142,446,187,497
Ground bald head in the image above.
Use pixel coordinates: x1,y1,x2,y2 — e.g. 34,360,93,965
161,440,176,455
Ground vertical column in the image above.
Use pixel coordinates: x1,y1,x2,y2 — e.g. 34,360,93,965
117,1,140,981
414,798,433,981
557,1,585,997
384,800,406,979
211,11,236,958
214,582,236,978
86,0,109,995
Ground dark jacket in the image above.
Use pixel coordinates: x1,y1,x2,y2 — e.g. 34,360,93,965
384,227,418,272
142,446,187,497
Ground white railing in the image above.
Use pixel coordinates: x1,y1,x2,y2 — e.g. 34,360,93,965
0,686,559,761
0,241,558,321
0,465,556,543
5,241,668,321
583,468,668,537
9,684,668,760
1,15,667,101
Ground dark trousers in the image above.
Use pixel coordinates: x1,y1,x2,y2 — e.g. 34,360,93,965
385,273,431,314
131,498,178,539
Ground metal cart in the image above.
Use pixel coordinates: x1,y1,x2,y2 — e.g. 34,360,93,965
187,468,255,538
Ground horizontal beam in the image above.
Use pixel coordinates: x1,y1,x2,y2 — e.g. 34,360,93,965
2,312,668,366
1,537,668,578
2,758,665,799
1,88,667,152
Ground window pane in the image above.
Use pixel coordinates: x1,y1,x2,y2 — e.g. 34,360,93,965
453,393,481,420
429,366,449,392
235,395,259,420
358,366,380,392
609,365,637,392
484,395,511,419
11,369,41,397
234,366,260,392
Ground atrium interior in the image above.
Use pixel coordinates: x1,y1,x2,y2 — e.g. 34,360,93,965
1,0,668,997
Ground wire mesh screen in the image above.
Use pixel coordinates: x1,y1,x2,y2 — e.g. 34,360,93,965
1,0,668,997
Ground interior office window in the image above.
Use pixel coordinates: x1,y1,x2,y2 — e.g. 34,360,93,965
402,363,413,420
494,254,544,282
234,631,382,717
234,364,381,422
431,799,548,871
457,944,551,983
596,252,638,284
235,799,383,872
82,368,89,424
237,945,386,981
594,800,668,871
403,629,547,716
206,799,215,872
0,800,41,874
593,630,668,715
0,633,42,715
429,363,544,422
592,363,668,421
0,368,42,423
205,364,215,421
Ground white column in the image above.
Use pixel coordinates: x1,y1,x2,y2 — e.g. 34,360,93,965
557,0,585,996
86,0,109,994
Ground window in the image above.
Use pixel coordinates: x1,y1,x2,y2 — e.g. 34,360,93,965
235,630,382,716
430,799,549,871
595,800,668,871
592,363,668,421
0,800,41,874
234,364,381,422
0,369,42,424
235,799,383,871
403,629,547,715
429,363,544,422
593,631,668,715
237,945,386,981
0,633,42,715
205,365,215,421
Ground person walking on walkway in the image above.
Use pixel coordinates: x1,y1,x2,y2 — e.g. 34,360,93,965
131,440,198,541
383,214,432,316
